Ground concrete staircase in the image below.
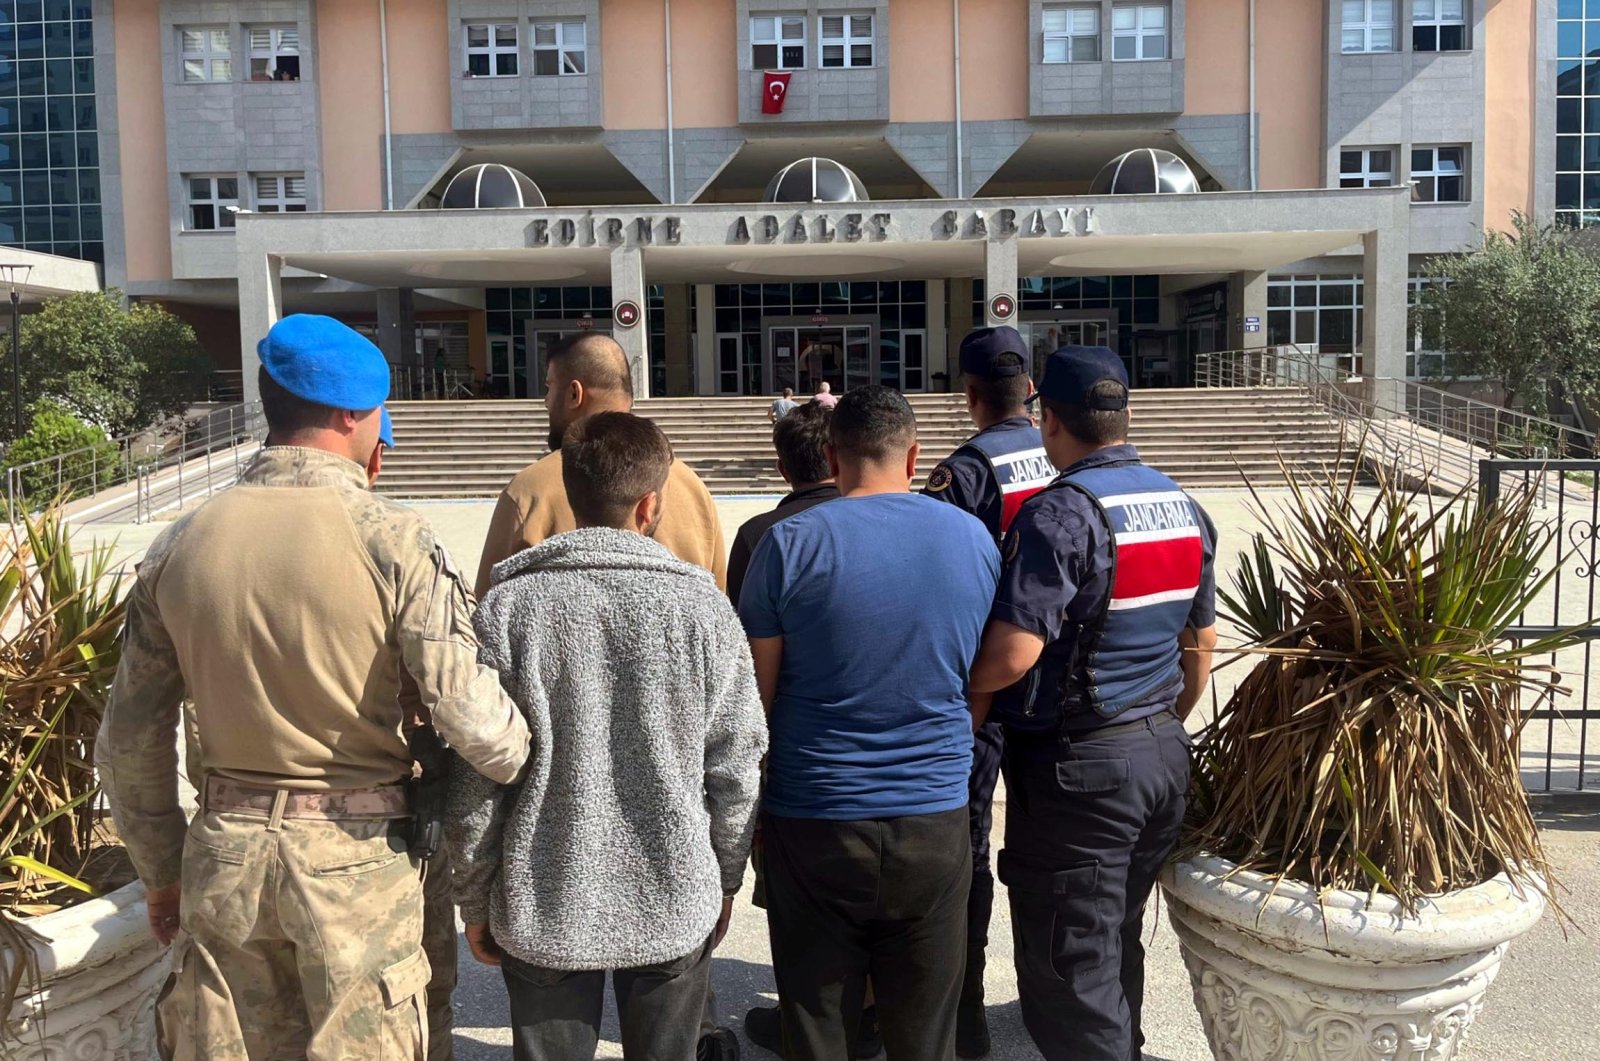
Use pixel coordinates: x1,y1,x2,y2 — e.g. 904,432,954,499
377,389,1346,498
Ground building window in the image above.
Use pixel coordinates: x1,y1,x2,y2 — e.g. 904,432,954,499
1557,3,1600,227
532,21,586,76
465,23,518,77
1405,275,1463,379
819,13,873,68
1341,0,1396,54
247,25,300,80
1412,0,1466,51
254,174,306,213
751,15,806,69
1339,148,1395,188
186,175,238,230
1043,6,1100,63
1411,146,1467,202
1267,275,1364,376
180,27,231,82
1111,5,1168,62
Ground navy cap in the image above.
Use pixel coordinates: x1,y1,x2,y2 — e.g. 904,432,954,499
259,314,391,413
378,406,394,448
1029,345,1130,410
959,326,1030,379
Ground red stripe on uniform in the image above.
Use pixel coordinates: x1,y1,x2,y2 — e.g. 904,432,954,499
1000,485,1047,531
1111,535,1203,600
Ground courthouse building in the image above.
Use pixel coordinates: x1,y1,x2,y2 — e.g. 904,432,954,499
7,0,1568,400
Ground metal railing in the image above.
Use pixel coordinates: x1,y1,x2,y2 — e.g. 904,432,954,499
3,402,266,524
388,367,479,402
1194,345,1597,496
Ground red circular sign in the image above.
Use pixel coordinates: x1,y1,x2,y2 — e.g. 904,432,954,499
613,300,642,329
989,293,1016,321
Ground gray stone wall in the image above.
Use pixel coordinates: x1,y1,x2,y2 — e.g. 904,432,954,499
1029,0,1185,118
735,0,889,124
448,0,603,131
1323,0,1484,256
1533,0,1557,223
160,0,322,280
93,0,127,291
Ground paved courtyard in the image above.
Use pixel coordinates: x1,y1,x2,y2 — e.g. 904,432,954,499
77,490,1600,1060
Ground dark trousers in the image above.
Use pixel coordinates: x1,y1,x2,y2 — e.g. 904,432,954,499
501,938,714,1061
764,808,971,1061
998,711,1191,1061
963,720,1004,1008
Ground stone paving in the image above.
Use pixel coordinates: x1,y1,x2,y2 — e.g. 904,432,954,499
75,490,1600,1060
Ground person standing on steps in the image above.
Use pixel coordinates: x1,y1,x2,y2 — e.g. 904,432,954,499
920,325,1057,1059
968,345,1219,1061
96,315,531,1060
812,380,839,408
769,387,800,424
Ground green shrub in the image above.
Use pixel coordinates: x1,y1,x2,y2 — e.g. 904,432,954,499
2,400,120,505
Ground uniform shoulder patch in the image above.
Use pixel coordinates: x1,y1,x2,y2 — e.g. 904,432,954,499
927,463,954,493
1004,529,1021,564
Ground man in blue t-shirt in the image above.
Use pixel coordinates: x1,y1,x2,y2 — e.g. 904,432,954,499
739,385,1000,1061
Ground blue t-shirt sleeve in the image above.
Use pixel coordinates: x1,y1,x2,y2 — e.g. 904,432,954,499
737,526,788,638
1188,506,1219,630
990,506,1078,643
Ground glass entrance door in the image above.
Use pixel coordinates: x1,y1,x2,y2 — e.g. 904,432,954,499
768,326,873,395
1023,319,1111,379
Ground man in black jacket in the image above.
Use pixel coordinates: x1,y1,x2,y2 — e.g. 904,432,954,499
727,402,839,605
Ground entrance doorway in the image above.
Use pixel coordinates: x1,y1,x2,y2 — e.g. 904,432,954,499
768,325,873,395
1022,319,1112,379
515,322,612,399
880,329,927,391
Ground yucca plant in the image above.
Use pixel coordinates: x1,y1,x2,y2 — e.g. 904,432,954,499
1185,455,1578,915
0,502,126,1026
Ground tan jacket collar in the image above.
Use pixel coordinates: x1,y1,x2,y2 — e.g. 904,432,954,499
243,446,370,491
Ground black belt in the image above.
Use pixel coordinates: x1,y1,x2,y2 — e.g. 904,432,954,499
1006,709,1173,749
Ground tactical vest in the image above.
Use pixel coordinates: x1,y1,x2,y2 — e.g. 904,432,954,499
961,422,1056,540
1054,461,1204,723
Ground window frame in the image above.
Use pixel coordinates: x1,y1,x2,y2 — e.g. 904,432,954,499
179,26,232,83
1339,147,1396,188
464,22,520,78
1410,145,1468,203
185,174,239,232
253,173,307,214
750,14,807,70
531,20,586,77
1411,0,1467,52
246,24,300,81
1110,4,1169,63
1042,5,1101,64
818,12,875,69
1341,0,1397,54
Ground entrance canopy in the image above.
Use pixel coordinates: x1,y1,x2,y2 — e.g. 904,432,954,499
234,185,1412,397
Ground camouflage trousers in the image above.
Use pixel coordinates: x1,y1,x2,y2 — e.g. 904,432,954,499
158,804,430,1061
421,848,457,1061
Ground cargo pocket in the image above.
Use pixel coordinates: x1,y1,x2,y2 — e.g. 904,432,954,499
1055,756,1129,795
155,934,193,1061
378,948,432,1061
997,853,1106,984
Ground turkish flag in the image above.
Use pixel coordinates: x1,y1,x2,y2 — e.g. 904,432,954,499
762,71,792,114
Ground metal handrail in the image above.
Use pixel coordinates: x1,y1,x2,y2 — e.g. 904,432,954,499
3,402,267,523
389,367,479,402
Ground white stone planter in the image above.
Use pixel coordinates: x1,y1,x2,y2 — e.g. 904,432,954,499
1162,853,1544,1061
2,881,169,1060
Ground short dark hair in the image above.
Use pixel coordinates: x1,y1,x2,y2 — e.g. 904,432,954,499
259,367,338,437
1042,381,1130,446
773,402,831,484
561,411,673,528
965,372,1031,415
830,385,916,463
549,333,633,400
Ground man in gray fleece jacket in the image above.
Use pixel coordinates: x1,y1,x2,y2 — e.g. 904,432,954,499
447,411,768,1061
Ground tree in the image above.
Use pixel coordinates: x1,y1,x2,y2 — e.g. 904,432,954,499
1,399,120,503
0,290,208,442
1416,212,1600,412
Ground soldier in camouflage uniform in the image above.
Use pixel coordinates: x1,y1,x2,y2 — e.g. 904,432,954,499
96,315,531,1061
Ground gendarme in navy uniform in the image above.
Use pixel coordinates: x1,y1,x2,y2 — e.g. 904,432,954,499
921,325,1054,1059
969,345,1219,1061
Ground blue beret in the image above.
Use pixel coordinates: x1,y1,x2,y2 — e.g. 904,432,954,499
259,314,391,412
1030,345,1130,410
378,405,394,448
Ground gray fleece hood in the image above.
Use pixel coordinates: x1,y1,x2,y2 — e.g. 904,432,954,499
490,526,713,587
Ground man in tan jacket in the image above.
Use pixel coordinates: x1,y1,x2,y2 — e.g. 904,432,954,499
475,333,726,596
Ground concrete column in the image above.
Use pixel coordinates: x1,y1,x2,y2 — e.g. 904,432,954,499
663,284,692,397
1361,228,1407,382
610,245,649,398
984,234,1018,328
925,279,947,392
375,289,417,368
238,251,283,405
1228,271,1269,350
694,283,717,396
947,278,974,390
